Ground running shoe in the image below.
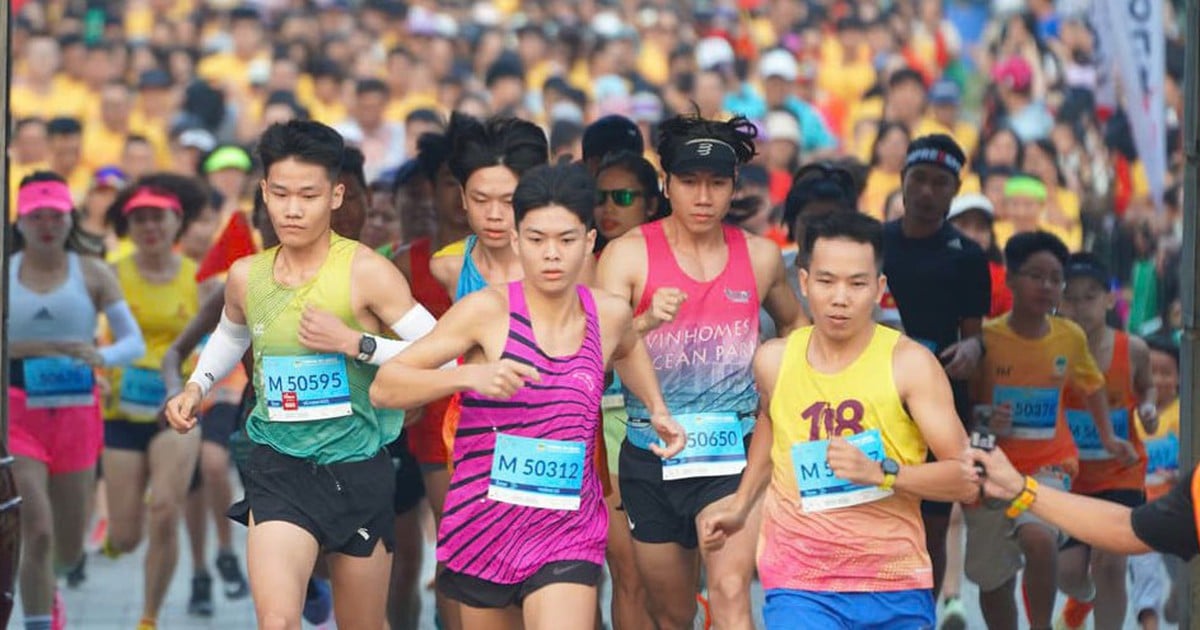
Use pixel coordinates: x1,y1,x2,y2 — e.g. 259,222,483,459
216,550,250,599
1054,596,1093,630
303,577,333,626
98,538,121,560
87,517,108,551
135,618,156,630
64,554,86,589
939,596,967,630
187,574,214,617
693,593,711,630
51,590,65,630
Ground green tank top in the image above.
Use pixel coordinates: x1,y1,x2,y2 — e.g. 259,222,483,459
245,233,403,464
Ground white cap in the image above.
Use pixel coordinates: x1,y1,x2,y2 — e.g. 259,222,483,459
765,111,801,144
696,36,735,70
948,193,995,221
759,49,798,81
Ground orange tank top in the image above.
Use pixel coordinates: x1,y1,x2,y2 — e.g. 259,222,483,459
1064,331,1147,494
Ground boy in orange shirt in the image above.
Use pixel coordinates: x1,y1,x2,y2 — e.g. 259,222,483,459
964,232,1136,630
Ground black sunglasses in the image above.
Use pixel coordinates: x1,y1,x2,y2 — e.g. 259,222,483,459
596,189,643,207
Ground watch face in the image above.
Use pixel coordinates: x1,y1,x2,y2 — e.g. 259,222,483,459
361,335,377,354
882,459,900,475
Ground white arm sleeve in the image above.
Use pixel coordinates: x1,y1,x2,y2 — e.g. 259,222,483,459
186,310,252,398
99,301,147,367
366,304,451,368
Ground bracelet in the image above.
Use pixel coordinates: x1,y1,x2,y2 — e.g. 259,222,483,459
1004,475,1039,518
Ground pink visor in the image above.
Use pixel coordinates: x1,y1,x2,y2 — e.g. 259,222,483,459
122,188,183,215
16,181,74,217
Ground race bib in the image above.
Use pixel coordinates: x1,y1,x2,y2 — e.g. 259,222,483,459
791,429,892,513
661,413,746,481
1145,433,1179,484
22,357,95,409
488,433,585,510
994,386,1059,439
1066,408,1129,461
262,354,352,422
118,367,168,418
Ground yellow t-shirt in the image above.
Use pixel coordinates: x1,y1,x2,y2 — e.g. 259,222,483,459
760,325,931,592
978,316,1106,476
1138,399,1179,501
860,169,901,220
105,256,199,422
9,76,90,121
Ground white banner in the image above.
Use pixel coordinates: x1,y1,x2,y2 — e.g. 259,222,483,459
1102,0,1167,213
1088,0,1117,112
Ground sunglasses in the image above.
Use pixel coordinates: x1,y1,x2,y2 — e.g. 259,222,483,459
596,189,643,207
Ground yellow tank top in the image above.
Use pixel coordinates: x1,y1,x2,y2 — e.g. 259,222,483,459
758,325,932,592
107,256,199,422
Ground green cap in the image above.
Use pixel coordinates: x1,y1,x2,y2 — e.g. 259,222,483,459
1003,175,1047,201
202,146,253,174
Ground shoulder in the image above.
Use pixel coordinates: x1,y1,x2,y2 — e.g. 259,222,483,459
1126,332,1150,361
754,336,790,376
79,254,118,281
1053,316,1088,343
892,332,940,374
455,284,508,316
597,227,649,270
743,230,784,270
592,289,634,326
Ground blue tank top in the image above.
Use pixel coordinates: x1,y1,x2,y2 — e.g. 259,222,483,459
454,235,488,301
9,252,97,344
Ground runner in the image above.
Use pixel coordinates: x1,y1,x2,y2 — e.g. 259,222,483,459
964,231,1137,630
369,161,685,630
1056,253,1157,630
98,175,206,630
700,211,977,628
8,172,146,630
163,120,438,629
593,150,662,630
881,134,990,625
597,113,808,628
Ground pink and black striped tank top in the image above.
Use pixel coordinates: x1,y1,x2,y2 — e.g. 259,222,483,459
436,281,607,583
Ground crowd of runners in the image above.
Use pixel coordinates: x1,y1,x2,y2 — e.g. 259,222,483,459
5,2,1192,630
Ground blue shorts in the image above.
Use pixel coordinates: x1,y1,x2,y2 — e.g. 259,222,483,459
763,588,935,630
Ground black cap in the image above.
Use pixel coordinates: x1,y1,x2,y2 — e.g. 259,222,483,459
485,53,524,87
582,115,642,161
138,69,172,90
1064,253,1110,288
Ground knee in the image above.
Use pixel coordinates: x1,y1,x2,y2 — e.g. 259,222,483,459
708,570,750,610
257,611,300,630
201,457,227,485
147,499,182,536
23,523,51,557
1091,552,1127,582
1018,525,1058,563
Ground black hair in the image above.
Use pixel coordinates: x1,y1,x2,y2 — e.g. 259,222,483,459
1004,231,1069,273
781,162,859,239
445,112,549,186
11,171,97,255
405,108,443,127
512,163,596,230
802,210,884,271
340,146,367,191
415,132,450,184
1144,333,1180,370
106,173,207,239
975,127,1025,172
47,117,83,137
887,68,926,91
1024,138,1067,187
869,121,912,168
124,134,151,147
656,111,758,175
257,120,345,182
1064,251,1109,290
550,120,584,157
355,78,389,97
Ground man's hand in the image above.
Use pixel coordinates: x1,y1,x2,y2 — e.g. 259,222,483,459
638,288,686,333
64,342,104,367
163,383,203,434
1103,436,1139,466
462,359,540,400
1137,402,1159,435
964,446,1025,502
988,403,1013,437
827,438,884,486
648,410,686,459
940,336,982,380
299,305,360,356
698,504,747,553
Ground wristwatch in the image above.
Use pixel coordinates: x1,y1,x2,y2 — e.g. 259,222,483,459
356,334,377,362
879,458,900,491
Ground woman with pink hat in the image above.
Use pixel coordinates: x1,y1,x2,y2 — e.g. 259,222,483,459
8,172,145,630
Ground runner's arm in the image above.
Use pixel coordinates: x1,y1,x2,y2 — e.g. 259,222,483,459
725,341,785,519
162,285,226,394
1129,335,1159,431
894,340,977,503
595,237,648,330
755,238,809,335
182,259,251,398
369,291,494,409
611,317,668,416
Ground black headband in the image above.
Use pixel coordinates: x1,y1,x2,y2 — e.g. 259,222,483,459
667,138,739,177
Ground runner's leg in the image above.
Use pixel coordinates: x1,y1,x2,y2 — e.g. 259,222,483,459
1090,548,1129,630
605,483,652,630
14,457,53,615
696,494,759,630
102,449,148,553
459,604,522,630
328,540,393,629
47,467,94,574
141,430,201,619
630,540,699,629
388,507,423,630
923,508,950,597
523,583,597,630
247,516,320,630
1056,544,1092,600
1016,522,1059,628
979,577,1019,630
422,466,462,630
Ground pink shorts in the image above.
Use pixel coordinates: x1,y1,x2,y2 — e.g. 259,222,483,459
8,386,103,475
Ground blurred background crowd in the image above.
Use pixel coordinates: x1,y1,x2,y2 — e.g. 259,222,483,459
5,0,1188,340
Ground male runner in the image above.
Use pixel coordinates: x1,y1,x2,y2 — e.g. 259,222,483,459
964,232,1137,630
700,211,976,628
163,120,438,629
882,134,990,615
597,113,808,629
370,162,685,629
1056,253,1156,630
